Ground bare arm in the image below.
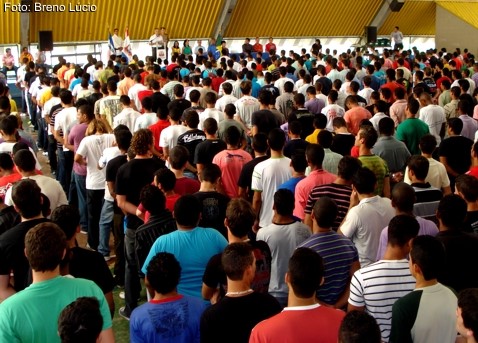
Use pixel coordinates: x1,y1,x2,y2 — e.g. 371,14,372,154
334,260,360,310
74,153,87,166
104,291,115,318
0,275,16,300
440,156,459,177
237,186,248,200
304,213,313,229
347,303,365,312
252,191,263,232
116,194,138,216
98,328,115,343
442,185,452,195
383,176,391,198
201,283,217,301
107,181,116,199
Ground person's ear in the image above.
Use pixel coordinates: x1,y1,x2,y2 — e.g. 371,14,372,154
224,218,229,229
285,272,290,285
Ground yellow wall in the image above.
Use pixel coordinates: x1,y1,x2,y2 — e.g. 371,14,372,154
225,0,383,37
379,1,436,36
436,1,478,30
1,11,20,44
30,0,224,42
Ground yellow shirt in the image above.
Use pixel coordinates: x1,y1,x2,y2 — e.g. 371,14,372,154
305,128,322,144
40,88,52,106
9,99,17,113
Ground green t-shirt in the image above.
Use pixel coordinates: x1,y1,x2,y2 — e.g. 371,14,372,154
0,276,112,343
359,155,390,196
395,118,430,155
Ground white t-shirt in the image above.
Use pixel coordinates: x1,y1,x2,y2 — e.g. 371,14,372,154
98,146,122,201
234,96,259,130
76,133,116,190
5,175,67,215
358,87,374,105
404,157,450,190
198,108,224,130
340,196,395,267
134,112,158,132
419,104,446,144
113,107,140,133
128,83,147,111
322,104,345,131
159,124,188,150
215,94,238,112
251,157,292,227
54,107,77,151
274,77,297,95
0,143,41,170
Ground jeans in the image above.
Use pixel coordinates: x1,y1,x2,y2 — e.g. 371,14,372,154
57,149,73,195
47,135,57,172
86,189,104,250
124,228,141,316
113,211,125,286
72,172,87,231
37,117,47,150
26,94,37,130
98,199,114,256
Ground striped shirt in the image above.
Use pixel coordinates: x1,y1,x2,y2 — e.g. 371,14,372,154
299,231,358,305
304,183,352,231
349,260,415,342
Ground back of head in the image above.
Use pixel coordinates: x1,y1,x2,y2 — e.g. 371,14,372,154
25,222,66,272
387,214,420,247
407,155,429,181
225,125,241,147
410,235,445,281
268,128,286,151
306,144,325,167
58,297,103,343
317,129,333,149
391,182,415,213
222,242,254,281
0,152,14,171
169,145,189,170
0,115,18,136
312,197,338,228
337,156,361,181
407,97,420,116
359,126,378,149
226,198,256,238
183,110,199,129
339,311,382,343
378,117,394,136
146,252,181,295
273,188,295,216
203,118,218,135
173,194,201,227
455,174,478,202
12,178,42,218
131,129,153,156
458,289,478,342
114,128,133,151
288,247,324,298
224,103,236,118
200,163,221,183
154,168,176,192
448,117,463,135
352,167,376,194
419,134,437,155
140,184,166,215
252,133,268,153
437,194,467,228
291,153,307,173
51,205,80,240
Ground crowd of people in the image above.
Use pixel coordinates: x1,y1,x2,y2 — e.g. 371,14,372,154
0,36,478,343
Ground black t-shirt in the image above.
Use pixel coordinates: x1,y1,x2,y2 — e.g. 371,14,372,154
116,158,164,229
194,139,227,166
24,72,36,87
293,109,315,139
251,109,279,136
67,247,115,294
261,85,280,100
414,81,431,95
168,99,192,115
0,218,49,291
464,211,478,234
331,133,355,156
423,77,437,96
177,129,206,167
439,136,473,175
193,191,230,237
411,183,443,203
200,291,281,343
107,74,120,85
151,92,171,117
283,138,308,158
317,76,332,96
0,205,20,235
106,155,127,213
237,156,269,201
202,240,272,299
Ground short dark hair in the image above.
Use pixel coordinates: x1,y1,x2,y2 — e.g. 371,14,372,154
391,182,415,213
448,117,463,135
0,115,17,135
273,189,295,216
58,297,103,343
317,130,333,149
189,89,201,103
51,205,80,240
225,126,241,147
225,198,256,238
359,126,378,149
291,153,307,173
203,117,218,135
12,179,42,218
25,222,66,272
0,152,14,170
288,247,324,298
437,194,467,228
222,242,254,281
146,252,181,294
378,116,394,136
201,163,221,183
312,197,338,228
289,121,302,135
224,103,236,117
455,174,478,202
169,145,189,169
140,184,166,215
339,311,382,343
419,134,437,154
458,289,478,341
173,195,201,227
306,144,325,167
183,110,199,128
407,97,420,115
154,168,176,192
352,167,376,194
388,214,420,247
407,155,429,181
252,133,268,153
337,156,361,180
268,128,286,151
410,235,445,281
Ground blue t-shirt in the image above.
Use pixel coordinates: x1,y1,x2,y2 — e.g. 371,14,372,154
142,227,228,298
278,176,305,194
130,295,207,343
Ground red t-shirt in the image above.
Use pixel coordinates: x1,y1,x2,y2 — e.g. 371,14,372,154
211,77,224,93
174,177,200,196
166,193,181,212
149,119,170,152
467,167,478,179
0,172,22,200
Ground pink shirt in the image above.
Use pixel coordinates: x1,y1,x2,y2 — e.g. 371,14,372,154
212,149,252,198
293,169,336,219
343,106,372,135
2,54,14,67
